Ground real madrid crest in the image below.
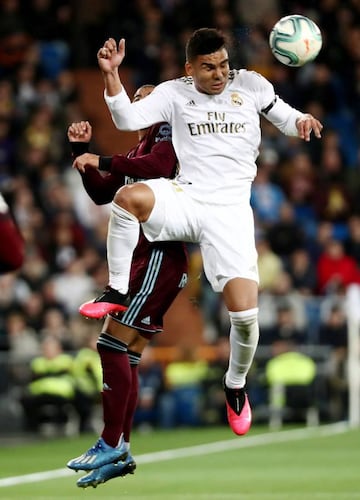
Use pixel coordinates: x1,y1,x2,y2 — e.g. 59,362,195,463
231,93,243,106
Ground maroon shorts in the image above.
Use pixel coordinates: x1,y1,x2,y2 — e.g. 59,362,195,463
111,240,188,336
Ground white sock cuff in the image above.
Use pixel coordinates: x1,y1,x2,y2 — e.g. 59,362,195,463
111,201,138,222
229,308,258,321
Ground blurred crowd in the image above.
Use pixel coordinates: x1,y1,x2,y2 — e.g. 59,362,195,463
0,0,359,429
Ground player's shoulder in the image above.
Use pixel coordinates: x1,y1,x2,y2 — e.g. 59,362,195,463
230,68,272,90
158,76,194,91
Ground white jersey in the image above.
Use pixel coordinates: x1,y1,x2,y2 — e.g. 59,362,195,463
105,69,304,204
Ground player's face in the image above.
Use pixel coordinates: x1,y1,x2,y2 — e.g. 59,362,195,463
185,48,229,95
133,85,154,102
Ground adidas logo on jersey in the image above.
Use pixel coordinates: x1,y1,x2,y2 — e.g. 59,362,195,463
186,100,196,106
141,316,151,325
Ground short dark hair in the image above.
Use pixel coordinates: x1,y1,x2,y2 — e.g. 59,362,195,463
185,28,227,62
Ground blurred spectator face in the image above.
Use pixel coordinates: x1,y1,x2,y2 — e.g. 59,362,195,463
348,216,360,241
272,271,293,295
41,335,63,359
317,222,334,247
6,310,26,335
325,239,344,259
291,248,309,270
42,307,66,330
327,306,345,327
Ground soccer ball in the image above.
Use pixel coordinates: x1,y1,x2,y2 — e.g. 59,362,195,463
269,15,322,67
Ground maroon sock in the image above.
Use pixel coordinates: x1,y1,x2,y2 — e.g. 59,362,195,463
97,333,131,448
123,350,141,443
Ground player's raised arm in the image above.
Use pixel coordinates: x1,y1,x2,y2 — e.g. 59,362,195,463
97,38,125,97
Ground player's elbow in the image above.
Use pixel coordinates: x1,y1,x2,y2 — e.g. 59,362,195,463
111,113,141,132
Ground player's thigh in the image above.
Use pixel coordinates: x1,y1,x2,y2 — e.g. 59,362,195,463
142,178,201,242
117,243,188,335
102,315,139,344
127,334,149,354
102,316,150,354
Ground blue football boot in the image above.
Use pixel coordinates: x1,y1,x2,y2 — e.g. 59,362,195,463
76,454,136,488
67,437,128,471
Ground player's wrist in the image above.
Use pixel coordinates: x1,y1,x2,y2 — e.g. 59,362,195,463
99,156,112,171
71,142,89,158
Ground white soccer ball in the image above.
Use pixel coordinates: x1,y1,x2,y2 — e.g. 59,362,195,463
269,15,322,67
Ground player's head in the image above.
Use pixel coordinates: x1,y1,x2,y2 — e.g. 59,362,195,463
133,84,155,137
133,84,155,102
185,28,229,95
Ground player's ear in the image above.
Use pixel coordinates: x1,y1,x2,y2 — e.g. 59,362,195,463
185,61,193,76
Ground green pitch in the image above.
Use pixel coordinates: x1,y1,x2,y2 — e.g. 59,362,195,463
0,424,359,499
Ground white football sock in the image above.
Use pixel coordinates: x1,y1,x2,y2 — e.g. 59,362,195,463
226,308,259,389
107,202,140,293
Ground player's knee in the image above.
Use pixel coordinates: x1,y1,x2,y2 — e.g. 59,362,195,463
114,184,154,221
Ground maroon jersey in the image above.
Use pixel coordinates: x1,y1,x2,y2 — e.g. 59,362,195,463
78,122,188,334
0,206,24,273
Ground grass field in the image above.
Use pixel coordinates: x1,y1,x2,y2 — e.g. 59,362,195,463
0,423,359,499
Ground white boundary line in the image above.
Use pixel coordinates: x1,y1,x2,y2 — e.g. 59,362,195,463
0,422,349,488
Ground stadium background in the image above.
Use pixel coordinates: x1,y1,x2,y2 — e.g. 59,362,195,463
0,0,359,435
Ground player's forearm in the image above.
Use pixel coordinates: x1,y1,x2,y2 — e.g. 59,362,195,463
102,69,122,97
81,169,121,205
266,97,304,136
105,87,166,131
105,90,140,131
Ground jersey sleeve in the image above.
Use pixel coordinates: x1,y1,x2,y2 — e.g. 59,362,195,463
69,142,124,204
247,71,304,137
109,123,177,179
80,169,125,205
105,83,172,131
244,71,276,113
264,96,304,136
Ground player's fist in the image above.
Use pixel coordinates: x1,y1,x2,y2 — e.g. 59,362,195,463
68,121,92,142
97,38,125,72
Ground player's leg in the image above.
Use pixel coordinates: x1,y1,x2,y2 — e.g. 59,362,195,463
222,277,259,435
200,201,259,435
76,244,188,488
115,239,188,447
79,182,155,318
79,178,195,319
123,335,148,447
67,318,138,471
76,329,146,488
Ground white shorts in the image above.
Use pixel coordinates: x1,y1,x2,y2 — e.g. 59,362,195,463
141,178,258,292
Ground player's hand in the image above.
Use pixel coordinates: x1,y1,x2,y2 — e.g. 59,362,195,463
97,38,125,73
296,114,323,142
72,153,100,173
68,121,92,142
